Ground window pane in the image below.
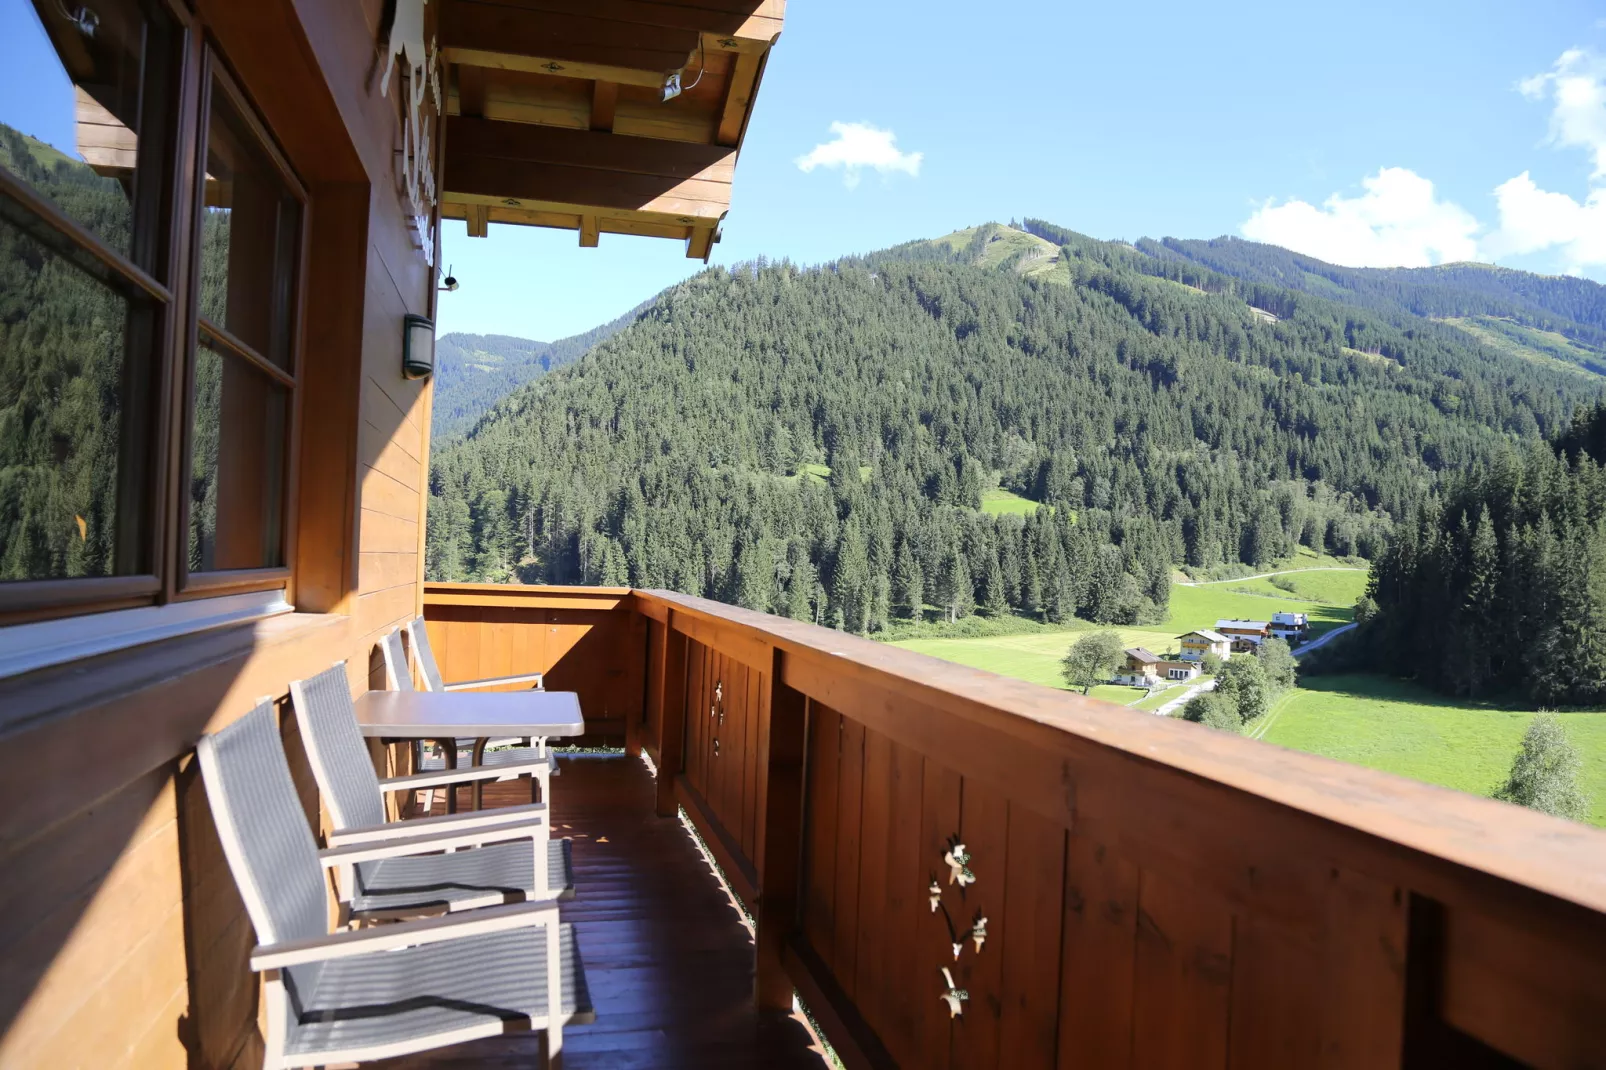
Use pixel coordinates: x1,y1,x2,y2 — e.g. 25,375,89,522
0,0,173,265
0,215,154,579
198,79,300,370
188,340,287,572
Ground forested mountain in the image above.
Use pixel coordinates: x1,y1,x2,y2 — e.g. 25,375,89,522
426,222,1606,633
431,308,639,441
1351,403,1606,704
1028,222,1606,356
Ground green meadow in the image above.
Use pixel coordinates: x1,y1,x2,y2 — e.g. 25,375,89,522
890,582,1347,690
1249,674,1606,827
889,563,1606,826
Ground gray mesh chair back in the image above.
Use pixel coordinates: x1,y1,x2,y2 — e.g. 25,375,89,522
195,701,329,999
290,663,386,830
405,617,446,692
379,629,415,691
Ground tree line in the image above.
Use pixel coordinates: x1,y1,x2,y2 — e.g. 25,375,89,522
1338,402,1606,704
427,223,1603,634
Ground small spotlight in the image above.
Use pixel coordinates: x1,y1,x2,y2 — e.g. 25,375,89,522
438,265,459,292
661,71,682,102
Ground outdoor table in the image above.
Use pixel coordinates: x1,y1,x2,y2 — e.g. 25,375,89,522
353,690,585,811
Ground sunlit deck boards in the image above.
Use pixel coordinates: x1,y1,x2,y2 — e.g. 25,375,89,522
373,757,827,1070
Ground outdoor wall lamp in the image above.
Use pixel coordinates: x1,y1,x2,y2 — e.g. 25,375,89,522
402,313,435,380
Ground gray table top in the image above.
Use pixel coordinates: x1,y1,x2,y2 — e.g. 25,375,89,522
352,690,585,738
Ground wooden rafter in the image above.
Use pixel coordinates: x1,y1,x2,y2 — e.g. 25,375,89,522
437,0,783,256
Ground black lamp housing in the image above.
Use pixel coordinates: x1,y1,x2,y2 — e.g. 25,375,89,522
402,313,435,380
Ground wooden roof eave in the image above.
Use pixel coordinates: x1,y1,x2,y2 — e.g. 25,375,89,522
435,0,783,260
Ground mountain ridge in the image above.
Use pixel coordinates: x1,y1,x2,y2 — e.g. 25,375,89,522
424,219,1604,635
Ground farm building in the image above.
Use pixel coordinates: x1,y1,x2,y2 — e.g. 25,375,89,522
1179,629,1232,662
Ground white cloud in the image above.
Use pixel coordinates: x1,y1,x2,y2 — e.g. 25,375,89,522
1518,48,1606,178
1484,49,1606,270
1489,171,1606,268
795,122,922,188
1240,167,1482,267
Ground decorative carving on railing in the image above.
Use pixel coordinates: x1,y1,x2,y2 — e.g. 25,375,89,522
711,679,723,757
939,967,969,1020
943,842,975,888
930,836,984,1018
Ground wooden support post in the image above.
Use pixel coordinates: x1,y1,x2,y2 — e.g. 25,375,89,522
654,615,688,817
755,648,808,1011
589,80,618,132
465,203,489,237
579,214,599,248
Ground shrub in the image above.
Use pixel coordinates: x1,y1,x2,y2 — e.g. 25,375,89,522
1493,714,1590,821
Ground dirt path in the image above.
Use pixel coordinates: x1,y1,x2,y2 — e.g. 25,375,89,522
1176,566,1365,587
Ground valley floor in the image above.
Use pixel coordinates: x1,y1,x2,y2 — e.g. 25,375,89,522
888,564,1606,829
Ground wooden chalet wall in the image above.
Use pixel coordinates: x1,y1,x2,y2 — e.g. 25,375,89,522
0,0,440,1066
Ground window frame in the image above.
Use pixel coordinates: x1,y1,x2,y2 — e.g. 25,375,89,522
172,51,307,601
0,4,309,622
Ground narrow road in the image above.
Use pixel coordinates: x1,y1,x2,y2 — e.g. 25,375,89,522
1176,566,1365,587
1293,622,1356,658
1150,678,1216,717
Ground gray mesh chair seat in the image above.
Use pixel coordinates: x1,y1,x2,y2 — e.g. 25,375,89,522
352,837,575,914
291,663,570,911
196,702,587,1069
284,922,593,1060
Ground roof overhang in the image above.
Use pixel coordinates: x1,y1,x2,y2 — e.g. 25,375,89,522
436,0,785,261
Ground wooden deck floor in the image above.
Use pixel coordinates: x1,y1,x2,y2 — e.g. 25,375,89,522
372,756,828,1070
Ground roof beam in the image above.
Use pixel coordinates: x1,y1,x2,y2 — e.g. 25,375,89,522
444,118,733,221
590,80,618,131
442,2,697,85
446,0,783,44
716,49,761,145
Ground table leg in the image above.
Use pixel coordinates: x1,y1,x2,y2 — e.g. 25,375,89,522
440,737,458,814
471,737,489,811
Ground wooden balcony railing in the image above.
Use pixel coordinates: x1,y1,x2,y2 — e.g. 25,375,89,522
422,582,1606,1069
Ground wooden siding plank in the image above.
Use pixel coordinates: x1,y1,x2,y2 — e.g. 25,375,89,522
917,756,963,1070
878,736,926,1067
803,703,841,968
953,777,1010,1069
1318,869,1408,1068
749,662,769,871
358,506,417,554
853,727,893,1037
832,716,866,996
999,805,1068,1070
1227,916,1321,1069
1131,870,1234,1070
1059,833,1139,1069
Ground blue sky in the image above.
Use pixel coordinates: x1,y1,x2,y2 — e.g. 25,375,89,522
5,0,1604,341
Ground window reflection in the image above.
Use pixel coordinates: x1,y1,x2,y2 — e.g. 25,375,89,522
1,0,171,265
0,215,151,579
197,79,300,370
188,337,287,572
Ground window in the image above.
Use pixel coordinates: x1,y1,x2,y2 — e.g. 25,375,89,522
183,66,301,583
0,2,303,622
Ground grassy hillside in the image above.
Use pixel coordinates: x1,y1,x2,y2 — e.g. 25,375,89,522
1442,315,1606,377
1251,674,1606,827
890,581,1350,691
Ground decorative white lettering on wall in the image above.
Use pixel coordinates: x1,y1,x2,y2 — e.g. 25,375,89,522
383,0,440,266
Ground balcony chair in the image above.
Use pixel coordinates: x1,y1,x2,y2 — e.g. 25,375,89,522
289,664,575,913
388,619,559,809
196,701,591,1070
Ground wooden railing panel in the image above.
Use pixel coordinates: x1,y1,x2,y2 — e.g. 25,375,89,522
421,588,645,743
425,586,1606,1069
678,638,769,891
